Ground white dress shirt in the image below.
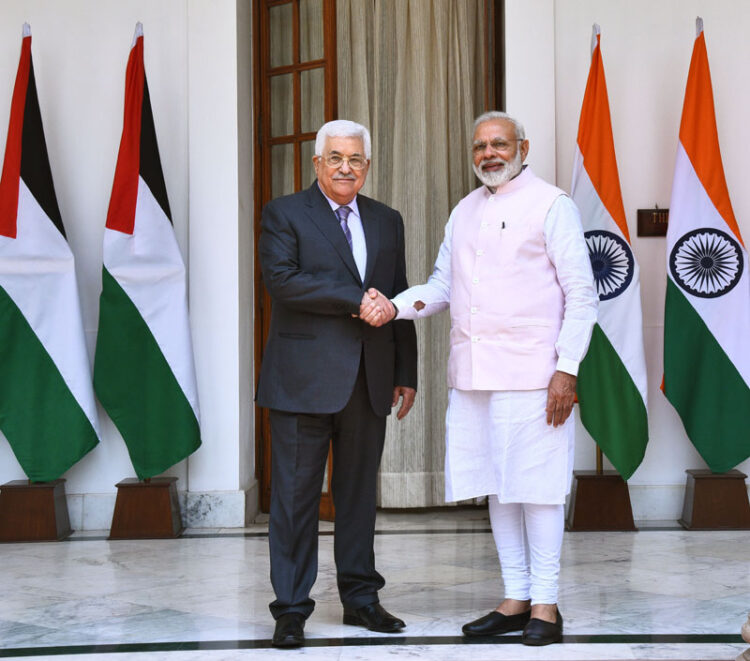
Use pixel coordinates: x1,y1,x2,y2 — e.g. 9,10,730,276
319,186,367,281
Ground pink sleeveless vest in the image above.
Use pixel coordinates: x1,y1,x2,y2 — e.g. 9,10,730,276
449,167,566,390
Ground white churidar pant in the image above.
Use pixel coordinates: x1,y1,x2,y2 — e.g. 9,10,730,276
445,388,573,605
489,498,565,604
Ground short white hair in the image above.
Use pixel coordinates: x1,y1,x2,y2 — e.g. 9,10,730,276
315,120,372,159
473,111,525,141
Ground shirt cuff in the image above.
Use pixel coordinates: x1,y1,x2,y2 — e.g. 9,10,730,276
556,356,580,376
391,293,410,320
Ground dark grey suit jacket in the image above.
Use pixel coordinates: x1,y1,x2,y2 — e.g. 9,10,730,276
256,182,417,416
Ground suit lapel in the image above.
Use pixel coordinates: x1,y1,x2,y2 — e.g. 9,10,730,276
359,195,380,287
305,182,362,285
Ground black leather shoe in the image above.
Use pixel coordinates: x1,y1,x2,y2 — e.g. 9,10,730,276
343,603,405,633
521,609,563,646
462,609,531,637
272,612,305,648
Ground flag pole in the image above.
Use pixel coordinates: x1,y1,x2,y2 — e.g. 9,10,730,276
590,23,605,479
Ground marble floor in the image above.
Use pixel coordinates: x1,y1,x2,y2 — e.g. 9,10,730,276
0,510,748,660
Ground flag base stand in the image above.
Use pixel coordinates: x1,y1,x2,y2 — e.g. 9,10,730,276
0,479,72,542
566,470,637,531
679,469,750,530
109,477,184,539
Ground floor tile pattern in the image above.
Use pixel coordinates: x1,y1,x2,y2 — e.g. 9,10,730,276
0,510,747,660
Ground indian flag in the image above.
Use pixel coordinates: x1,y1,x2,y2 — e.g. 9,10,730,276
0,24,99,481
571,24,648,480
664,18,750,473
94,23,201,480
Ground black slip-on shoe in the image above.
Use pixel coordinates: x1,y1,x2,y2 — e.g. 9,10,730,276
462,609,531,637
521,609,563,646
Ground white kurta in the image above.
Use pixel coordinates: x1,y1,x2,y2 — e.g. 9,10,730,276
393,192,597,504
445,389,574,503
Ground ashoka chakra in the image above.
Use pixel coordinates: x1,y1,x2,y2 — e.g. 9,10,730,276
584,230,634,301
669,228,743,298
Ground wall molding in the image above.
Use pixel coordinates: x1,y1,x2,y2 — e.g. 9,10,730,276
65,488,257,531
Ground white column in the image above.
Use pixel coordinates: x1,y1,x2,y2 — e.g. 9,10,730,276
186,0,256,526
503,0,557,184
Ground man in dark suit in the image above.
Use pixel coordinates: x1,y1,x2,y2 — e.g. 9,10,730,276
256,119,418,648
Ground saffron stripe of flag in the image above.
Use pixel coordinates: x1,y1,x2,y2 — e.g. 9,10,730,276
0,24,99,481
571,24,649,480
94,23,201,480
664,18,750,473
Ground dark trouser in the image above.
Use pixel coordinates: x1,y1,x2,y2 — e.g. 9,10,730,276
268,362,387,619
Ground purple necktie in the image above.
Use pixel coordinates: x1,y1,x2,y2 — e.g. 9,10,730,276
336,205,353,251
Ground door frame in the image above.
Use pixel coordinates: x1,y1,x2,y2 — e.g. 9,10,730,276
253,0,338,518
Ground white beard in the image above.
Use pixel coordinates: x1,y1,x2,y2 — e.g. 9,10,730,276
472,150,523,189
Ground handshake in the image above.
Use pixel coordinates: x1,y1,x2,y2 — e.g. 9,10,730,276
357,288,396,327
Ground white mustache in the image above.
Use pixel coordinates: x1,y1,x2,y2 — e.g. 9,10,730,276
480,158,507,168
333,175,356,181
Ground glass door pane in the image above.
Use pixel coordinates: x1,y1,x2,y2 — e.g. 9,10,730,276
271,143,295,198
270,74,295,137
300,67,325,133
269,2,294,67
300,0,324,62
300,140,317,188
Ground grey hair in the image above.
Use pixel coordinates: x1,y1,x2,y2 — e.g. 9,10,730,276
315,120,372,159
473,111,526,141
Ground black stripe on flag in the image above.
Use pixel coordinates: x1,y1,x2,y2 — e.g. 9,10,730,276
139,76,172,224
21,55,66,239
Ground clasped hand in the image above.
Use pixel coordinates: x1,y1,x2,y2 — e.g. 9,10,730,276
357,288,396,327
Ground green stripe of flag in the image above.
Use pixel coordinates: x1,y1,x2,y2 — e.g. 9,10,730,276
664,278,750,473
0,286,98,481
577,323,649,480
93,267,200,480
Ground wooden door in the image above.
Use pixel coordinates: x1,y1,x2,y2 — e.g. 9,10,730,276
253,0,337,519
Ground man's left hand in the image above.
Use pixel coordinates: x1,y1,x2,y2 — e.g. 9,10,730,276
392,386,416,420
545,371,576,427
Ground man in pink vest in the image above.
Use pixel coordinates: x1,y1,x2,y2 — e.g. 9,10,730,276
361,111,598,646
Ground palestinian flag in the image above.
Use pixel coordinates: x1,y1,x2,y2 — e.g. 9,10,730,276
664,18,750,473
94,23,201,480
0,24,99,482
571,24,649,480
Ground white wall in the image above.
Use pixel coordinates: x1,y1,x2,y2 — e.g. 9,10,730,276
504,0,557,184
0,0,255,528
507,0,750,519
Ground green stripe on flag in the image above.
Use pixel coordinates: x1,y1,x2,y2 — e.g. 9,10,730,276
577,323,649,480
94,268,200,480
664,279,750,473
0,287,98,481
